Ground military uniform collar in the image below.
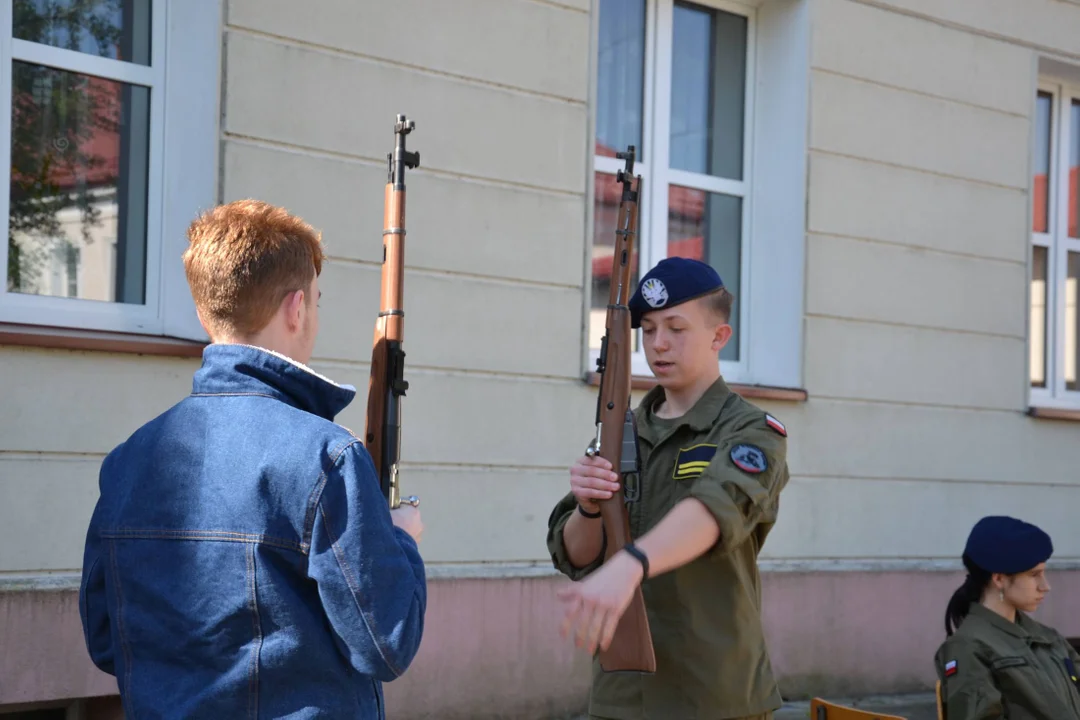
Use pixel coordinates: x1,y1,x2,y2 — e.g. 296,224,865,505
966,602,1053,644
639,376,733,442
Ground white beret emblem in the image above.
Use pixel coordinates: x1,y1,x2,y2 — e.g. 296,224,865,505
641,278,669,308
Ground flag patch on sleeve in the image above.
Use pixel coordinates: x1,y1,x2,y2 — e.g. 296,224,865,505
944,660,957,677
765,414,787,437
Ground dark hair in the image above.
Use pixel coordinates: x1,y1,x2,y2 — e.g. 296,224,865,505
945,554,993,636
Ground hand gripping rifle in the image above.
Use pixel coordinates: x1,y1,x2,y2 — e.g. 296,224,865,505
365,114,419,509
586,146,656,674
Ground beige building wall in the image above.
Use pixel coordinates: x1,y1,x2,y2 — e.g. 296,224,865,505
5,0,1080,717
219,0,597,568
783,0,1080,560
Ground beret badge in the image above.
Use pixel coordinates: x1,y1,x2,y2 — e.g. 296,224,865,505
641,278,669,308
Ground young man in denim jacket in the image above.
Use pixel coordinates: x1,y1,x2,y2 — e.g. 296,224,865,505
79,200,426,719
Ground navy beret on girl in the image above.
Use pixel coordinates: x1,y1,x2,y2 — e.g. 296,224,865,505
963,515,1053,575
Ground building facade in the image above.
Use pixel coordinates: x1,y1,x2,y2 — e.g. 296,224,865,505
1,0,1079,718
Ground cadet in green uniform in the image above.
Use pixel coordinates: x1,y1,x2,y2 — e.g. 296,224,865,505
546,258,790,720
934,515,1080,720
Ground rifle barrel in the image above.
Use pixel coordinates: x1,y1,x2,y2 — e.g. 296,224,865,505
589,146,657,674
365,114,419,509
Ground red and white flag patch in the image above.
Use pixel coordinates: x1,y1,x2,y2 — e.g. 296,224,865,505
765,414,787,437
944,660,957,677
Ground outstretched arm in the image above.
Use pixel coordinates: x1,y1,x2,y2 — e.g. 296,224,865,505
557,422,788,654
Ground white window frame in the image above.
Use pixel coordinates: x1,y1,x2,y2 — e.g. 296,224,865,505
586,0,809,389
0,0,221,342
1031,77,1080,410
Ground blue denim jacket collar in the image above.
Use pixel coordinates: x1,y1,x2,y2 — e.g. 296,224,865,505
192,343,356,421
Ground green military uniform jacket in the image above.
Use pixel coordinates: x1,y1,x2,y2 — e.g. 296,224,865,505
934,602,1080,720
546,377,790,719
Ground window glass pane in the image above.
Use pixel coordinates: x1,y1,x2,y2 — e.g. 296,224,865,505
596,0,645,160
590,172,642,351
8,60,150,304
669,2,746,179
667,185,741,361
1067,251,1080,391
1070,99,1079,239
13,0,152,66
1034,91,1052,233
1031,246,1048,389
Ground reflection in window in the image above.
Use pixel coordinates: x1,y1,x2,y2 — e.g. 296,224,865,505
595,0,645,159
1033,92,1052,233
1067,252,1079,391
13,0,152,66
590,172,641,351
1031,246,1048,388
669,2,746,179
667,185,741,360
8,61,150,304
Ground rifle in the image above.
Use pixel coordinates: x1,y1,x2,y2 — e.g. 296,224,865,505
365,114,420,509
585,146,656,674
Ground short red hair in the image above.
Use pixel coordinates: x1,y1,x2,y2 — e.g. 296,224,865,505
182,199,325,337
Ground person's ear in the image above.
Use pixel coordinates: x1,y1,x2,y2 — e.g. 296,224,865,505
283,289,305,332
712,322,733,353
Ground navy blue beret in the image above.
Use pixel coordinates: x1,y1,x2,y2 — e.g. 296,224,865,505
964,516,1053,575
628,257,725,328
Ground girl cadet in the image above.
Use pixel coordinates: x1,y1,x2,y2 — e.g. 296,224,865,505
934,515,1080,719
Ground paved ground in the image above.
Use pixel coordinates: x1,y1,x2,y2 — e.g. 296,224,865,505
563,692,939,719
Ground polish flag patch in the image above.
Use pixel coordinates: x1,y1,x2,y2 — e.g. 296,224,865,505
944,660,957,677
765,414,787,437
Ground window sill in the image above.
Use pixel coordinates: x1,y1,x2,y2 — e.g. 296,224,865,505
0,323,207,359
1027,406,1080,422
583,372,808,403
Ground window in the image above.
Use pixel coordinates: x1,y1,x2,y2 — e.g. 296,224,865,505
0,0,220,340
587,0,809,387
1030,79,1080,408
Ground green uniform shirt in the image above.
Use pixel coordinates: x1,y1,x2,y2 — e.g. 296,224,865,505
934,602,1080,720
546,377,790,719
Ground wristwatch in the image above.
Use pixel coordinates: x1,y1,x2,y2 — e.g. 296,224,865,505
577,503,602,519
622,543,650,580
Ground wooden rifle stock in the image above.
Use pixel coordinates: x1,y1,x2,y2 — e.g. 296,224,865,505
587,146,656,674
365,114,419,509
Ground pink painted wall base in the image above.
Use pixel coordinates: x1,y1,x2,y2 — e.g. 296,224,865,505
3,569,1077,718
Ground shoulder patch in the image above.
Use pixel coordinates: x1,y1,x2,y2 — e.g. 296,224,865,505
730,443,768,474
765,414,787,437
944,659,957,677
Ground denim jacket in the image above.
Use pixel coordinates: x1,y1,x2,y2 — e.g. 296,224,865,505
79,344,427,719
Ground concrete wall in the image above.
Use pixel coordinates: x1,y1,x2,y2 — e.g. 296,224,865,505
757,0,1080,698
5,0,1080,717
219,0,595,565
787,0,1080,558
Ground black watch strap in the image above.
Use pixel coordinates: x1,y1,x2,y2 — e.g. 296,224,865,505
577,504,602,519
622,543,649,580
